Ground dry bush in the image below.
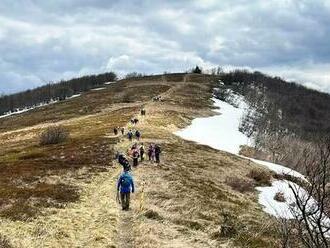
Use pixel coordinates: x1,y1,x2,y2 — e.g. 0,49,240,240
248,168,272,186
274,192,285,202
39,125,69,145
225,176,254,193
144,209,163,221
0,234,12,248
219,209,240,238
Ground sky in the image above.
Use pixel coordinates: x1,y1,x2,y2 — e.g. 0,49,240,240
1,0,330,94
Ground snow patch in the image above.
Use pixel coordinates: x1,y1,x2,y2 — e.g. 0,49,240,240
175,98,249,154
257,180,330,228
104,81,116,85
249,157,307,181
91,87,106,91
174,91,319,220
0,99,59,119
68,94,81,99
256,180,297,219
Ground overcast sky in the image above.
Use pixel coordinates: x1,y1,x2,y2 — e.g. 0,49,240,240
1,0,330,94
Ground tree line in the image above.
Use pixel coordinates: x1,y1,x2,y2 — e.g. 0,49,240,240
0,72,117,115
218,69,330,140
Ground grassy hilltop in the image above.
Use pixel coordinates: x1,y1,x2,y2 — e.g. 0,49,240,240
0,73,280,247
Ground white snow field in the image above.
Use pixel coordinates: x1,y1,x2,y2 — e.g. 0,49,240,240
175,98,249,154
175,95,320,219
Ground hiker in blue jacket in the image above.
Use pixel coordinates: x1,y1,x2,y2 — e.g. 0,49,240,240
117,169,135,211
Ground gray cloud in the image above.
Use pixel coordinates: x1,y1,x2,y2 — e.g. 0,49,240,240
0,0,330,94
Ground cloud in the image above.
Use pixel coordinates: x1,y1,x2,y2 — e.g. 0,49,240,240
0,0,330,94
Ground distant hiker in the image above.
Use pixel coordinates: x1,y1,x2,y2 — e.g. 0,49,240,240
114,127,118,136
121,127,125,135
130,119,135,124
132,149,139,167
127,130,133,141
133,118,139,125
152,96,162,102
135,130,141,140
117,169,135,211
148,144,155,162
140,143,145,161
155,144,161,164
141,109,146,116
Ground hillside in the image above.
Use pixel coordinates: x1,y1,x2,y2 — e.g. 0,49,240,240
0,73,289,247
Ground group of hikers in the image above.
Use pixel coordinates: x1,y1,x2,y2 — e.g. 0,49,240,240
116,107,162,211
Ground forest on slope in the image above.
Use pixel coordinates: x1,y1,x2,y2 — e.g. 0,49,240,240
219,70,330,138
0,72,117,115
215,69,330,169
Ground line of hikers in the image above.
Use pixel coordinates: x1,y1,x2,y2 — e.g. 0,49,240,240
116,142,161,168
116,143,161,211
116,108,164,211
113,126,141,141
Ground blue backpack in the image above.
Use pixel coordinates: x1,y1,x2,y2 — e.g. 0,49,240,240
121,174,131,188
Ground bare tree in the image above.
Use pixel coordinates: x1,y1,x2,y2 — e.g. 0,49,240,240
278,137,330,247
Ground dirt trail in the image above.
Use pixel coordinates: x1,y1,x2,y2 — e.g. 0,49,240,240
117,211,134,248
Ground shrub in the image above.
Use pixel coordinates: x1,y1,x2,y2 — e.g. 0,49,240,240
219,209,240,238
39,125,69,145
144,209,163,221
248,168,272,186
274,191,286,202
225,176,254,193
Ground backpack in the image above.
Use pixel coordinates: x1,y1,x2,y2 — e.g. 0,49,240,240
121,174,131,188
155,145,161,154
133,150,139,158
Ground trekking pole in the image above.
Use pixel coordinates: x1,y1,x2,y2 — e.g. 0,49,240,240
116,190,121,204
139,182,145,212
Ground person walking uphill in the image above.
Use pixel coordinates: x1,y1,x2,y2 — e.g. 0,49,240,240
132,148,139,167
140,143,145,162
135,130,141,141
155,144,161,164
127,130,133,141
117,169,135,211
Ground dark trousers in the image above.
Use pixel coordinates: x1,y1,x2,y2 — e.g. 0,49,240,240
120,192,130,210
155,153,160,163
140,151,144,161
133,158,138,167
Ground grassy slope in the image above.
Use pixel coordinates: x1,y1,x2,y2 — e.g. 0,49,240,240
0,74,279,247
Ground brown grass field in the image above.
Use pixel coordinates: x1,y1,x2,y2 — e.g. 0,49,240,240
0,73,282,247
